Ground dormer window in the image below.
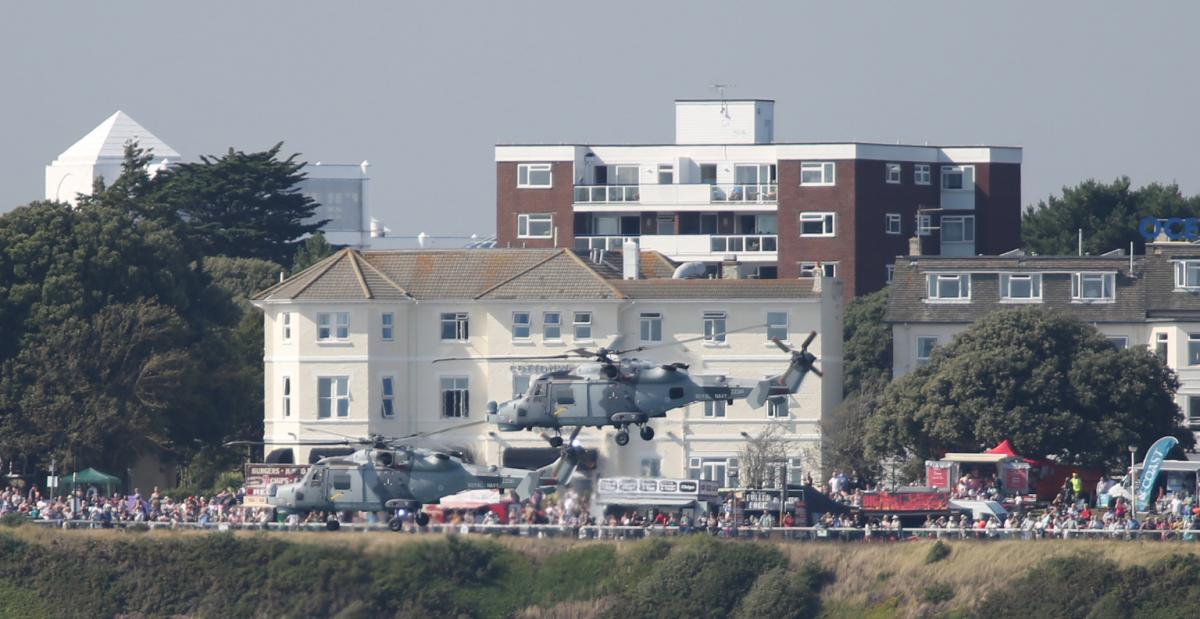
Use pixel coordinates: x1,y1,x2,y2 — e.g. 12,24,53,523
926,273,970,301
1174,261,1200,289
1001,273,1042,301
1071,273,1115,302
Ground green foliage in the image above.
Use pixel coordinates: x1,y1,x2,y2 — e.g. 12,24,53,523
822,375,887,483
0,579,51,619
291,232,337,273
529,544,617,606
0,513,28,528
843,288,892,395
925,541,952,564
152,143,326,266
865,307,1192,469
205,255,283,305
734,561,830,619
1022,177,1200,256
921,582,955,604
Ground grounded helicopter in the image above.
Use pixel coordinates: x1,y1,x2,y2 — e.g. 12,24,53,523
435,327,822,447
227,423,580,530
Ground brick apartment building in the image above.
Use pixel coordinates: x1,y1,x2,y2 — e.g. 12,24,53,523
495,99,1023,298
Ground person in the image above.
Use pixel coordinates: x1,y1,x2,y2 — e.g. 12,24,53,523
1070,472,1084,504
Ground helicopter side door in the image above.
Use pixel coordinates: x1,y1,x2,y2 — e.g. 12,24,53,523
325,465,367,510
587,381,637,425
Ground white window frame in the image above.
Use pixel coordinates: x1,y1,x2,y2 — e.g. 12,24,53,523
335,312,350,340
941,165,974,191
318,376,350,419
517,213,553,239
1071,273,1116,303
704,399,726,418
381,312,394,341
799,212,836,237
767,397,789,418
916,336,938,365
440,376,470,418
799,262,837,278
512,311,532,341
1189,396,1200,426
1156,332,1170,362
281,312,292,342
640,312,663,343
517,163,552,188
941,215,976,243
657,163,674,185
1188,334,1200,366
885,163,902,184
1174,260,1200,289
703,310,727,344
914,164,931,185
573,311,593,341
886,264,895,284
317,312,332,341
885,213,902,235
380,376,395,418
1000,273,1042,302
281,376,291,418
317,312,350,342
916,214,933,236
440,312,470,341
543,311,562,341
800,161,836,186
1107,336,1129,350
926,273,971,302
766,311,788,342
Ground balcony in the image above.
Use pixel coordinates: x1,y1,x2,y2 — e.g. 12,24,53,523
575,234,778,262
573,183,777,211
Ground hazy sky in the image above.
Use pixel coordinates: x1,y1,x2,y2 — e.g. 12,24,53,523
2,1,1197,236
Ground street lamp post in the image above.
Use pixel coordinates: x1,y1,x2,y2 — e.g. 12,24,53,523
1128,445,1138,512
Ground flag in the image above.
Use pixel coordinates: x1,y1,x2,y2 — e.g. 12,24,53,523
1136,436,1179,511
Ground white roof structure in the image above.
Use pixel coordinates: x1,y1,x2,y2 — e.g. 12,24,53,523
51,111,180,165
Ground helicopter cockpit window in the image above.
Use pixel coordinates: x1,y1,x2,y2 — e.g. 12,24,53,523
309,468,324,487
392,451,411,468
376,451,394,468
549,384,575,405
669,387,685,400
532,382,547,397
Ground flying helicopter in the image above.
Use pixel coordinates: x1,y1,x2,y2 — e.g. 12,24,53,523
226,424,581,530
435,327,822,447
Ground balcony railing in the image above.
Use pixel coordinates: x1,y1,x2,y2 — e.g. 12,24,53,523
574,236,639,251
710,183,778,204
710,234,778,253
574,185,639,203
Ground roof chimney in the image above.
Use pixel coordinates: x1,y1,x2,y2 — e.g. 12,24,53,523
908,236,922,256
622,240,640,279
721,258,741,280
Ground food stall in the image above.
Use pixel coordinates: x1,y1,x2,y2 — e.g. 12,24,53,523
590,477,719,522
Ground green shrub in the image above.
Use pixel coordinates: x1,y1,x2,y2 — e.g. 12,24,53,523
733,561,831,619
0,513,28,528
925,540,951,564
920,582,954,604
530,544,616,606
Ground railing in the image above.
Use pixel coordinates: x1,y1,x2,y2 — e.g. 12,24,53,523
573,185,639,203
574,236,639,251
710,234,777,253
710,183,778,204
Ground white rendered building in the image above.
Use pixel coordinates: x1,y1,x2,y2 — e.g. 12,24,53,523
251,247,844,485
45,111,181,205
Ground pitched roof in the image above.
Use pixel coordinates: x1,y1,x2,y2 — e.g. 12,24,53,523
53,111,181,164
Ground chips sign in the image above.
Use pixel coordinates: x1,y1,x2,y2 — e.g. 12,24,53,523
243,464,308,507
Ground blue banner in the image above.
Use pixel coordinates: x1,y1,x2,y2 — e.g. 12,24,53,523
1136,436,1178,511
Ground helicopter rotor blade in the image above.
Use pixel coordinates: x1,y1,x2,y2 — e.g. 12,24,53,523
433,353,578,364
800,330,818,352
309,428,372,443
386,420,489,445
770,338,792,354
613,323,768,357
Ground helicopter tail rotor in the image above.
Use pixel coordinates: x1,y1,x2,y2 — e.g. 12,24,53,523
747,331,822,408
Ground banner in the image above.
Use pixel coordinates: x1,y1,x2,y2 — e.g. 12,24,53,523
1136,436,1179,511
925,461,954,490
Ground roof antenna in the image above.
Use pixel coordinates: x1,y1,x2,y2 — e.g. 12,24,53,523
709,83,734,116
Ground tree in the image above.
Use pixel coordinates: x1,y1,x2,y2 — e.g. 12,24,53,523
821,375,887,483
1022,177,1200,256
737,425,808,489
291,232,337,273
865,308,1193,470
205,256,284,305
152,143,326,265
842,288,892,396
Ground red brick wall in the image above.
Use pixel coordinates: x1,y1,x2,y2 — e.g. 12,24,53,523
973,162,1022,255
495,161,575,248
777,160,858,299
852,160,943,295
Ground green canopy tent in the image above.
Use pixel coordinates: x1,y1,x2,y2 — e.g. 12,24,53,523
58,468,121,497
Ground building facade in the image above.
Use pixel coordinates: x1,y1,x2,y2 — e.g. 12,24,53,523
252,247,844,485
886,240,1200,435
495,99,1023,299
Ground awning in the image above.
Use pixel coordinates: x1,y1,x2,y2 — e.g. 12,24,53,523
596,496,710,508
437,489,513,510
941,453,1011,463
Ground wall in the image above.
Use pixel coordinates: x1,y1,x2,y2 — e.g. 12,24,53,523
495,161,575,248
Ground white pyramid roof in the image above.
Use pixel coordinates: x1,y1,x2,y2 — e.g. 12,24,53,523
53,111,180,164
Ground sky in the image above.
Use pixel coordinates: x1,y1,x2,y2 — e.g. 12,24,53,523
2,1,1197,236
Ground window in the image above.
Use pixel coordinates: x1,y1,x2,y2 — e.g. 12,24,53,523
544,312,561,340
512,375,530,399
517,213,553,238
699,460,730,487
1107,336,1129,350
332,472,352,491
613,165,639,185
440,377,469,418
916,214,933,236
640,458,662,478
703,311,727,343
517,163,552,188
656,215,676,235
281,376,291,418
766,311,788,341
767,397,789,418
1157,332,1169,362
381,313,394,341
657,164,674,184
1189,334,1200,366
573,311,592,340
914,164,931,185
1071,273,1115,302
926,273,970,300
1001,273,1042,300
800,161,835,185
1174,261,1200,288
799,262,837,278
318,377,350,419
640,312,662,342
886,264,895,284
885,163,902,184
1189,397,1200,426
941,165,974,190
381,377,395,418
512,312,531,340
704,399,727,418
281,312,292,342
916,336,938,365
700,164,718,185
799,212,836,237
317,312,349,341
440,312,469,341
885,213,902,235
941,216,975,243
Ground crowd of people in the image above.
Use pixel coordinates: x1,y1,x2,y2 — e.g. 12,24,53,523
0,483,274,526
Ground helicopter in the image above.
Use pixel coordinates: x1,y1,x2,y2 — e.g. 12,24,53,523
435,327,822,447
227,424,581,530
